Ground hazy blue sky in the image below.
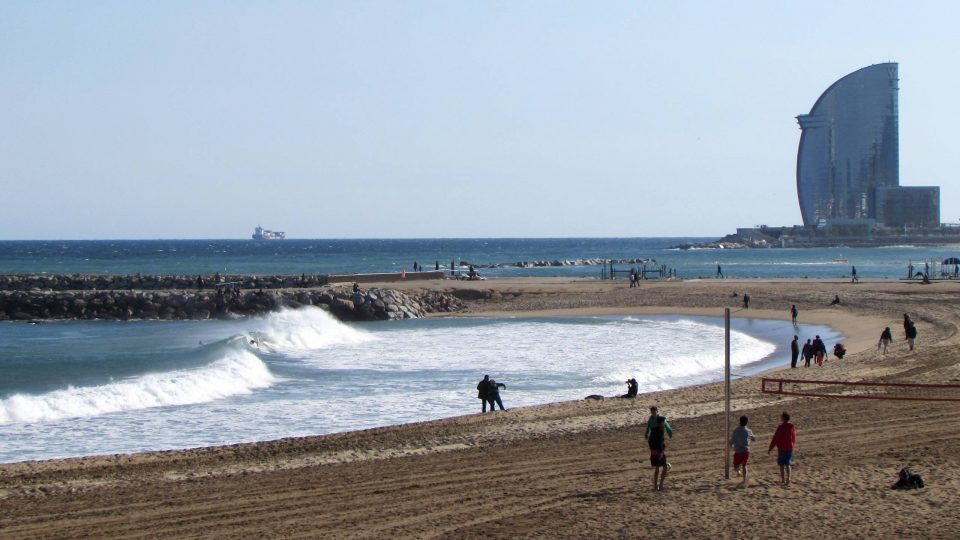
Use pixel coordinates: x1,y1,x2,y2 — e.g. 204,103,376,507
2,1,957,239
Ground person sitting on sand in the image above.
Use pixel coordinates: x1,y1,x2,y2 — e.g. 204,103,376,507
768,411,797,486
833,343,846,359
648,415,669,491
830,295,841,306
729,415,756,487
622,378,639,398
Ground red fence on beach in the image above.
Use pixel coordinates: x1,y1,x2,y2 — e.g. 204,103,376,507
761,377,960,402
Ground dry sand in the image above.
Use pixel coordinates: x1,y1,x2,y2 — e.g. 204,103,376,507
2,277,960,538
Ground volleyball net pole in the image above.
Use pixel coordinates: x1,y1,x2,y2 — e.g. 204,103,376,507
724,307,731,480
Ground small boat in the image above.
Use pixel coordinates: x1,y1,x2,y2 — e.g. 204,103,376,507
833,254,847,263
252,225,285,241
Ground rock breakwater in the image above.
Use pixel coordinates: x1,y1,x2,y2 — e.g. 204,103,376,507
0,273,328,292
0,275,464,322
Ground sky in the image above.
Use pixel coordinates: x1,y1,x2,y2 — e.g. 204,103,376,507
1,1,958,240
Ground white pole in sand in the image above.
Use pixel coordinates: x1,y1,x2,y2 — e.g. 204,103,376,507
724,307,731,480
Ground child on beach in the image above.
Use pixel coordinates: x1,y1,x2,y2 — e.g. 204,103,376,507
768,412,797,486
648,415,669,491
729,415,756,487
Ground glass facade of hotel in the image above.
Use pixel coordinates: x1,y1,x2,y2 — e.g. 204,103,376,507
796,63,900,227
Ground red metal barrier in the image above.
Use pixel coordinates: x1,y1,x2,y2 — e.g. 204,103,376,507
761,377,960,402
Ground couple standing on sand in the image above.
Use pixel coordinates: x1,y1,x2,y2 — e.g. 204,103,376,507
476,375,507,413
729,411,797,487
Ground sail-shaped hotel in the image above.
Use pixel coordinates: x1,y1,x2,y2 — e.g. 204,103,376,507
795,63,939,230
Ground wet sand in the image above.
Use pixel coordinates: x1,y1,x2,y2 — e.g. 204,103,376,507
2,278,959,538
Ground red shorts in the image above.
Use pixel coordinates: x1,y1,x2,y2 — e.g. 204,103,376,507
733,451,750,467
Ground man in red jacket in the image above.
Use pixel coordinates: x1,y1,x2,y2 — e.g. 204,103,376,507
768,411,797,486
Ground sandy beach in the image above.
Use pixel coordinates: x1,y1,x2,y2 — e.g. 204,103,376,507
2,277,959,538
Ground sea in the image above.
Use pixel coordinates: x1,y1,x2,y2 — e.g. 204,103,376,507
1,238,955,463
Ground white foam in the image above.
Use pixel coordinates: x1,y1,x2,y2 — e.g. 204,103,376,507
300,316,775,382
0,349,274,425
248,306,375,352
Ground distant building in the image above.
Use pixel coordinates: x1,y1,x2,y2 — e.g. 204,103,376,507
796,63,901,228
875,186,940,228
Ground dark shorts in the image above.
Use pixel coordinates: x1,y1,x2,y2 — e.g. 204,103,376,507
777,450,794,466
650,450,667,467
733,451,750,467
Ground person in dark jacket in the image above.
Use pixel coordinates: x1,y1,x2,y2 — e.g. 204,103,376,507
906,321,918,350
488,378,507,411
812,335,827,366
801,339,813,367
648,416,669,491
879,327,893,353
790,335,800,368
477,375,491,413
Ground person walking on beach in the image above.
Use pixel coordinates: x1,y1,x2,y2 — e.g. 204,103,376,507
812,335,826,366
802,339,813,367
488,378,507,411
790,305,798,326
645,406,674,440
716,264,724,279
878,327,893,354
477,375,491,413
903,313,913,338
648,415,670,491
730,415,756,487
851,266,859,283
906,321,918,351
790,335,800,369
742,293,750,309
768,411,797,486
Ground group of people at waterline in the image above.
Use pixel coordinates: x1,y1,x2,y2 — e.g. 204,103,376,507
788,305,918,368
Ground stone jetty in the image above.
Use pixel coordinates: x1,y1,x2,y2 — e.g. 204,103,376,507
0,274,464,322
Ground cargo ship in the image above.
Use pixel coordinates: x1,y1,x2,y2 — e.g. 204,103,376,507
252,225,285,240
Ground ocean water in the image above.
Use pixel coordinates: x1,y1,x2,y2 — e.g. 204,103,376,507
1,238,957,278
0,237,937,463
0,307,838,463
